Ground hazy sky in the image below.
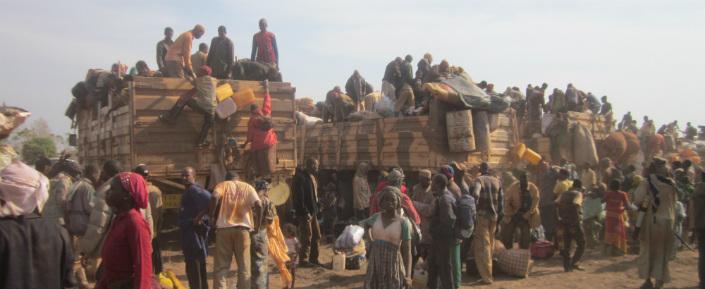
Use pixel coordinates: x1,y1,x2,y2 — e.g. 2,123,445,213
1,0,703,134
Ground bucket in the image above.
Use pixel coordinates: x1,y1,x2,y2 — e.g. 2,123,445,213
216,83,234,102
522,147,542,165
233,89,257,110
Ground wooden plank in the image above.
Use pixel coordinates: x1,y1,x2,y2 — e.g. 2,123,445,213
133,94,295,113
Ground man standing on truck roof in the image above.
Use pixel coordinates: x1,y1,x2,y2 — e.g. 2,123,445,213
251,18,279,70
242,80,278,179
156,27,174,74
207,25,235,79
165,24,205,78
345,70,373,112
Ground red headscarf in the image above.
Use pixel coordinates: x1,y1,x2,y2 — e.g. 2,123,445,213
117,172,149,209
199,65,212,76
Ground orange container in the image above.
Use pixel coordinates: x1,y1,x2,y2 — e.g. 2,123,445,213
521,147,542,165
512,143,527,160
232,89,256,110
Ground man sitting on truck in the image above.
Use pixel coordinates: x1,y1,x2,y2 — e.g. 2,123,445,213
159,65,217,147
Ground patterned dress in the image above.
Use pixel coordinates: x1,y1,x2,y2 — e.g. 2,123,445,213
360,213,411,289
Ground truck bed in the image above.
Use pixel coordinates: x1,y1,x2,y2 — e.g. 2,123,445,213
297,109,519,172
76,77,297,182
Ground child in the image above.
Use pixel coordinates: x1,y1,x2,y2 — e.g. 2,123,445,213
283,223,300,258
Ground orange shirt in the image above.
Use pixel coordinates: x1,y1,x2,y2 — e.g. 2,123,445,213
165,31,194,72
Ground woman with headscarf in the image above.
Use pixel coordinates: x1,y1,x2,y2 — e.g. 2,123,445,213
96,172,153,289
353,161,372,220
360,187,413,289
369,168,420,224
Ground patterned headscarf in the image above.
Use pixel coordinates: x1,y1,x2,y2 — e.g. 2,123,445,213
440,165,455,180
117,172,149,209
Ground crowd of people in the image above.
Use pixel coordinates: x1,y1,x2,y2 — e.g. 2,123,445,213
6,14,705,289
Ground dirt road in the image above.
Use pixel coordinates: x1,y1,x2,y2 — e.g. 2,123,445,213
160,241,699,289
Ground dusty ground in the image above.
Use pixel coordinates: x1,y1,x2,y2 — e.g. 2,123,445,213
159,233,700,289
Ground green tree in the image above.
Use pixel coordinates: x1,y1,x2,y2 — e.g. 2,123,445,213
21,137,57,164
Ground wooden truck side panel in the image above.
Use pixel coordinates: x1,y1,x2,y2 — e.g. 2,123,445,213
77,77,297,181
298,111,518,171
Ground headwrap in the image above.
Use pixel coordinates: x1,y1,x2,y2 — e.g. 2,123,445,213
386,168,404,186
440,165,455,180
378,186,402,210
0,160,50,217
199,65,212,76
355,161,370,177
117,172,149,209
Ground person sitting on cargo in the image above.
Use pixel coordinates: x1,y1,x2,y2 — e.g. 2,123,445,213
600,95,614,129
414,53,433,107
382,57,402,98
242,80,278,179
135,61,161,77
164,24,206,78
345,70,374,112
324,86,354,122
159,65,217,147
251,18,279,69
618,111,633,131
156,27,174,74
191,42,209,73
547,88,567,114
685,122,698,141
565,83,579,112
485,83,496,95
585,92,601,114
207,25,235,79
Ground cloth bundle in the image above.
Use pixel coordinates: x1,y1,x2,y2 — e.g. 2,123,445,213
335,225,365,249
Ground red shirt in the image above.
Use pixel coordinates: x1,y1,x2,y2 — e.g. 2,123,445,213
604,190,629,216
247,90,278,150
369,181,421,224
253,31,277,64
96,209,152,289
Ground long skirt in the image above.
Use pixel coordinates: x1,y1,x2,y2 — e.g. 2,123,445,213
364,240,405,289
638,217,675,282
604,211,628,253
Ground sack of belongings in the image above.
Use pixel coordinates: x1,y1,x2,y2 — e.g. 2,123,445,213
296,97,316,115
363,92,381,112
441,72,510,113
373,95,395,117
530,239,555,259
572,123,599,167
497,249,532,278
295,111,322,127
335,225,365,250
473,111,491,154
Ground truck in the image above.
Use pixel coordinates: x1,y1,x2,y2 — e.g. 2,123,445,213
75,76,297,201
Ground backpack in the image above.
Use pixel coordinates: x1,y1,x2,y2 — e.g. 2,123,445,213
455,194,476,239
65,180,92,236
